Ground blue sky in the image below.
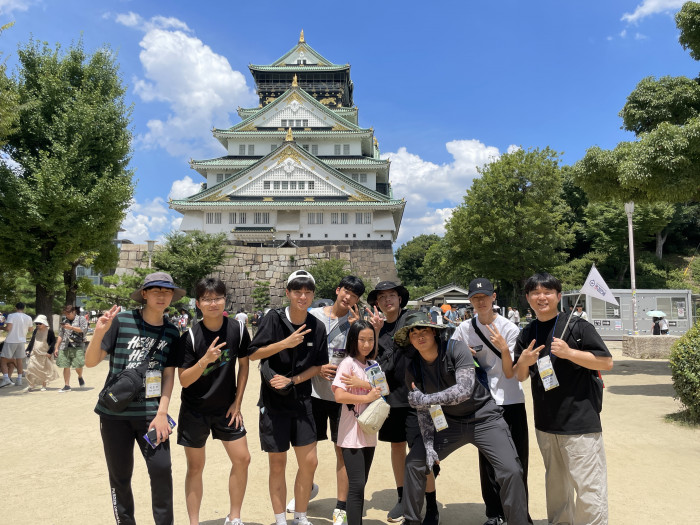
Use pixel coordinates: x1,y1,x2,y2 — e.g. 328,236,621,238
1,0,696,247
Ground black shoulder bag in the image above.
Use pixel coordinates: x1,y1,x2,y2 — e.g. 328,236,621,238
98,323,165,413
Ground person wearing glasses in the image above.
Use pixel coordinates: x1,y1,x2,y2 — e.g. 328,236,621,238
177,277,251,525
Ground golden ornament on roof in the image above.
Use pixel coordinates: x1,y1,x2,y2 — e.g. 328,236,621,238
285,128,294,142
292,74,298,87
299,30,305,43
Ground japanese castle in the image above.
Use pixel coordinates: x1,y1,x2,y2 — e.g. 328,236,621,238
170,31,405,247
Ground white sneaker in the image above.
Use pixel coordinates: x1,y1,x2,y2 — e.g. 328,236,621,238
286,483,319,513
14,377,22,386
332,509,347,525
0,377,12,388
292,519,313,525
224,517,243,525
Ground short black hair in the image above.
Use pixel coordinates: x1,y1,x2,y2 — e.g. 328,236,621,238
337,275,365,297
15,302,25,310
287,272,316,292
524,272,562,294
194,277,226,300
345,320,376,360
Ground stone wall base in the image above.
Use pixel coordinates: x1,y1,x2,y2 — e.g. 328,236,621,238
116,242,397,311
622,335,680,359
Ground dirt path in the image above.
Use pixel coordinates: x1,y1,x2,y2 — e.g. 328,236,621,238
1,342,698,524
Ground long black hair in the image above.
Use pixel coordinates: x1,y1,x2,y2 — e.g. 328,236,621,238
345,320,376,360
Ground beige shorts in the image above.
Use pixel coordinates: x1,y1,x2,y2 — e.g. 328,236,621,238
1,342,26,359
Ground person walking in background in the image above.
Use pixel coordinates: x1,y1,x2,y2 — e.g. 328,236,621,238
659,317,669,335
572,305,588,321
332,320,382,525
55,305,88,392
85,272,184,525
652,317,661,335
0,302,33,387
178,277,251,525
24,314,60,391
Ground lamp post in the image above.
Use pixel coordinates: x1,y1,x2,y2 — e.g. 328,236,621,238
146,240,156,269
624,202,638,334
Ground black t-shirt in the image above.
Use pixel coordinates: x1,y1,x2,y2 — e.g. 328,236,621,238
248,308,328,415
377,309,411,407
514,314,611,435
405,338,495,419
180,317,251,414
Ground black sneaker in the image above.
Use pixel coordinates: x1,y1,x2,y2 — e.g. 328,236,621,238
483,518,505,525
78,377,85,387
422,507,440,525
58,385,71,393
387,500,403,523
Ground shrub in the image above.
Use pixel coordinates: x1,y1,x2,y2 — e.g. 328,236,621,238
669,321,700,422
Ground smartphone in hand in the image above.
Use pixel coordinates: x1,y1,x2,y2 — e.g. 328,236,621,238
144,415,176,449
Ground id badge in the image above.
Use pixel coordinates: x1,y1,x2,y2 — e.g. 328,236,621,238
429,405,448,431
537,355,559,391
145,370,162,398
330,348,345,366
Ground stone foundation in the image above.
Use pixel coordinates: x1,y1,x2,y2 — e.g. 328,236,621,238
116,242,397,311
622,335,680,359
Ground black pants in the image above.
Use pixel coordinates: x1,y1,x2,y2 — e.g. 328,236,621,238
342,447,375,525
479,403,532,522
403,410,528,525
100,417,174,525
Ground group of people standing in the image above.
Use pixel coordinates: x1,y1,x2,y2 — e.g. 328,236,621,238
81,267,612,525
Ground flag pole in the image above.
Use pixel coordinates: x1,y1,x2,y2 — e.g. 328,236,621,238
560,291,582,340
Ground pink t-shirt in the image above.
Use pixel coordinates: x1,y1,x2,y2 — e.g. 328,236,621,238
332,356,377,449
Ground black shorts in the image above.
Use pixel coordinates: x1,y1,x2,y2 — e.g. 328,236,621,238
177,406,247,448
259,403,317,453
311,397,341,443
378,405,410,443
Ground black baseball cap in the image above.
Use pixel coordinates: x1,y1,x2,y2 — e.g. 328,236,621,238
467,278,495,299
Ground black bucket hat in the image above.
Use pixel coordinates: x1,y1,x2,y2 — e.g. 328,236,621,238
130,272,186,304
367,281,410,308
394,310,447,347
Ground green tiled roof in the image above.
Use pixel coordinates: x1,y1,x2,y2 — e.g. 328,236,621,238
266,39,345,68
184,141,392,203
190,156,389,168
250,64,349,73
222,86,362,133
214,129,371,137
171,199,404,208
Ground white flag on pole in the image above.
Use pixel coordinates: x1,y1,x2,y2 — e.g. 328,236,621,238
582,265,619,306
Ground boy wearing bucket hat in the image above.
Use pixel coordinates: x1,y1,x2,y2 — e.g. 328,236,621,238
85,271,185,525
396,311,528,525
248,270,329,525
367,282,438,525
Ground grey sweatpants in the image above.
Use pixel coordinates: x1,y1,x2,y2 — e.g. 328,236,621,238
402,412,529,525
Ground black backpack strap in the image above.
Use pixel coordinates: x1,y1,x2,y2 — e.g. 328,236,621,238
471,317,502,359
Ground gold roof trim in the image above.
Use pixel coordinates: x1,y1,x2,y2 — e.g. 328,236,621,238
292,74,298,87
285,128,294,142
299,30,305,44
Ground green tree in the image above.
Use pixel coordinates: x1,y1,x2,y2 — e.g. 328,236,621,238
421,236,472,289
395,234,441,286
0,23,19,147
0,38,133,316
573,2,700,203
150,231,227,296
307,258,349,300
444,147,573,305
252,281,271,311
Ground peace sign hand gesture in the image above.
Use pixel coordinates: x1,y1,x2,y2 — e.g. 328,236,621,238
485,323,509,354
283,324,311,349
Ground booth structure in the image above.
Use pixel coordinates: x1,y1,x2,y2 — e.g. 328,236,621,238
414,284,471,308
562,288,699,340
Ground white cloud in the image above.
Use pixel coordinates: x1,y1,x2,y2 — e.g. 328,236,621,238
120,197,176,244
168,175,201,200
385,139,510,246
113,13,257,158
0,0,30,16
635,32,648,40
621,0,685,23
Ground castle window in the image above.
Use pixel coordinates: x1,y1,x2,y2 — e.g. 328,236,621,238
274,181,280,190
281,119,287,127
263,181,270,190
355,212,372,224
239,145,246,155
254,212,269,224
303,119,309,127
308,213,323,225
311,145,318,155
206,212,221,225
295,119,302,127
302,144,309,151
290,181,297,190
343,144,350,155
247,145,255,155
334,144,341,155
216,174,224,183
281,181,288,190
359,173,367,183
308,181,315,190
298,181,305,190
